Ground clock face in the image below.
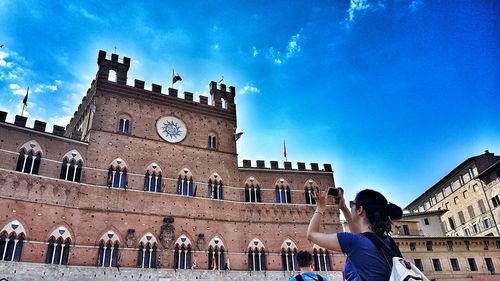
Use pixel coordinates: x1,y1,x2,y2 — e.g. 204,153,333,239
156,116,187,143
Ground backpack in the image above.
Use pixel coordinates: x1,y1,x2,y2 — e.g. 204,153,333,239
361,232,429,281
294,273,325,281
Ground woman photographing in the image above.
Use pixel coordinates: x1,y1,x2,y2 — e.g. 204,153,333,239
307,188,403,281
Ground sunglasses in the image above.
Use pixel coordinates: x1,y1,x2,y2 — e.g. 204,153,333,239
349,201,359,208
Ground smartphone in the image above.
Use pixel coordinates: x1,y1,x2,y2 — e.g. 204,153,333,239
327,187,339,196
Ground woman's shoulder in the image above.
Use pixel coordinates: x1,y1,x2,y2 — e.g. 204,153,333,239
336,232,373,253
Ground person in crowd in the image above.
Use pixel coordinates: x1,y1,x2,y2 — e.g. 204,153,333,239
289,250,327,281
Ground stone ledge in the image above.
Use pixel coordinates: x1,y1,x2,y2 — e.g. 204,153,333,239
0,261,343,281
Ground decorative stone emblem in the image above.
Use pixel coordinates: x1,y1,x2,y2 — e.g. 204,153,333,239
125,229,136,248
159,217,175,249
156,116,187,143
196,234,205,251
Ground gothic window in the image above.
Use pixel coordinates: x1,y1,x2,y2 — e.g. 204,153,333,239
15,141,42,175
275,178,291,204
144,163,162,193
244,177,261,203
96,231,120,267
208,135,217,149
208,173,223,200
313,246,332,271
173,235,192,269
137,233,158,268
59,150,83,182
177,169,194,196
281,240,298,271
304,180,318,205
118,118,130,134
207,236,225,270
0,220,26,262
247,239,266,271
45,226,72,265
107,158,128,189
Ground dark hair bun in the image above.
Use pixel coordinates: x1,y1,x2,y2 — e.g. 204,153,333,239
386,203,403,220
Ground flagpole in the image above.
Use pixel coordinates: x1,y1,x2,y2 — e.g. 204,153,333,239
172,69,174,88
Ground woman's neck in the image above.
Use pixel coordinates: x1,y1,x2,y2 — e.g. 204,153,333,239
359,222,372,233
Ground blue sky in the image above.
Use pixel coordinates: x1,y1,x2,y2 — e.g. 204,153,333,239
1,0,499,207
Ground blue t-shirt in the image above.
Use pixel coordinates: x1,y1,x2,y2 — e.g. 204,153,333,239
337,232,391,281
289,272,327,281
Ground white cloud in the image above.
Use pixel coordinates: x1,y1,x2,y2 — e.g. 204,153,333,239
346,0,372,23
9,83,26,95
33,83,59,93
239,85,260,95
0,51,14,68
252,46,259,57
269,47,282,64
132,59,142,66
286,33,301,59
268,31,302,64
409,0,424,13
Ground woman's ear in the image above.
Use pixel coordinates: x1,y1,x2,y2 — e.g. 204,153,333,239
356,206,364,216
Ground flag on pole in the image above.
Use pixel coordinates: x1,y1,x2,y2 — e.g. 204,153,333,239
22,87,29,106
172,69,182,84
283,140,287,161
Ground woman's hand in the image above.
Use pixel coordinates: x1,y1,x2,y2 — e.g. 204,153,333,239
312,188,328,212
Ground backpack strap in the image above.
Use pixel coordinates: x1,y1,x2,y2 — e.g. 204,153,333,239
294,273,323,281
361,232,401,270
295,274,304,281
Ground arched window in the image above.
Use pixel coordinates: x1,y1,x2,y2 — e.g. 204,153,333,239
45,226,72,265
0,220,26,262
107,158,128,189
208,236,225,270
15,141,42,175
137,233,158,268
144,163,162,193
108,69,117,82
173,235,192,269
313,246,332,271
208,135,217,149
118,118,130,134
247,239,266,271
177,169,194,196
244,177,261,203
275,178,291,204
208,173,223,200
60,150,83,182
97,231,120,267
304,180,318,205
281,240,298,271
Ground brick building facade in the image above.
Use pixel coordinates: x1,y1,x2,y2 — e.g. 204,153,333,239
0,50,341,272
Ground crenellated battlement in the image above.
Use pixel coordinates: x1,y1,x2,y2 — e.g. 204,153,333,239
239,159,333,172
0,111,85,141
94,50,236,112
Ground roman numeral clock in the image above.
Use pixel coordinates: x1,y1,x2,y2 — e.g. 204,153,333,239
156,116,187,143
